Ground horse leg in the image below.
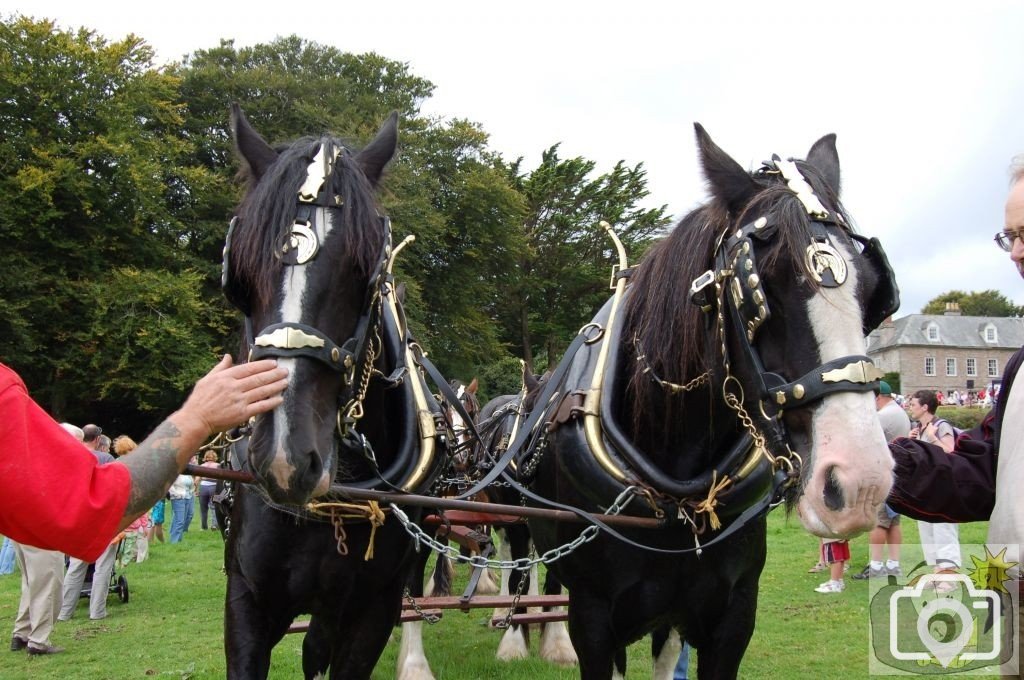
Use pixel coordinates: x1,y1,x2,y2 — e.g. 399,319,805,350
224,551,290,679
651,626,683,680
302,617,331,679
328,582,405,680
397,546,436,680
566,589,616,680
692,574,759,679
473,523,500,594
538,570,577,667
495,525,533,661
490,529,512,626
426,551,453,597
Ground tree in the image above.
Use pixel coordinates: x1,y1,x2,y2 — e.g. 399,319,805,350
499,146,671,371
0,16,220,422
921,290,1022,317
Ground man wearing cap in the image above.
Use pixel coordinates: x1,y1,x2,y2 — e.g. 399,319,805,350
854,381,912,580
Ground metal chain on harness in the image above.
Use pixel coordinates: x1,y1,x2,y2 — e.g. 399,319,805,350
338,323,382,437
494,547,534,630
388,485,641,571
634,335,711,394
403,587,442,625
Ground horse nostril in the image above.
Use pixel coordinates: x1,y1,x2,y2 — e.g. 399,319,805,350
822,465,844,511
306,451,323,481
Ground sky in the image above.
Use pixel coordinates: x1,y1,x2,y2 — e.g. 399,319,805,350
15,0,1024,317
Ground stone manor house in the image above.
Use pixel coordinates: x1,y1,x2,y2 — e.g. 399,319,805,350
866,303,1024,399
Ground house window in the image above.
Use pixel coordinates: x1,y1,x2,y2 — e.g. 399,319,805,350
966,358,977,376
927,324,940,342
985,324,998,343
946,358,957,376
989,359,999,377
925,357,936,376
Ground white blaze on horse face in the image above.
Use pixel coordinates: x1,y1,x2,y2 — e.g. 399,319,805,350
797,240,894,537
450,385,468,444
268,208,335,493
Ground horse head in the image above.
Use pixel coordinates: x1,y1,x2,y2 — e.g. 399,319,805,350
697,125,897,537
225,104,398,505
625,125,897,538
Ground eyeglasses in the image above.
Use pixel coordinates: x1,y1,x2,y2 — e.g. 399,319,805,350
994,228,1024,251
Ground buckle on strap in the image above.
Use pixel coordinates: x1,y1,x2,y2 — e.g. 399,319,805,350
690,269,716,312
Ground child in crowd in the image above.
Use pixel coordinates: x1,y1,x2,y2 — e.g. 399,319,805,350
814,538,849,593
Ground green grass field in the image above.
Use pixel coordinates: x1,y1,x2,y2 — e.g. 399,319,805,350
0,509,1001,679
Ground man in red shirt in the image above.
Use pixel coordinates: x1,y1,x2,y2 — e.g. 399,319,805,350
0,355,287,562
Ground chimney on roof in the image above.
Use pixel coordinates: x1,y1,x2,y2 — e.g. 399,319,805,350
878,315,896,345
944,302,962,316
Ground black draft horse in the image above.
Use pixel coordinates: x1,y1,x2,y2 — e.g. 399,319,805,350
527,126,898,679
221,106,445,679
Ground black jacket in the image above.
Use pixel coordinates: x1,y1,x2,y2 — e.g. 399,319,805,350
887,347,1024,523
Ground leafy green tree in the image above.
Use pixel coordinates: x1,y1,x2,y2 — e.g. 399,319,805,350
921,290,1022,317
500,146,671,371
78,267,230,423
0,16,219,423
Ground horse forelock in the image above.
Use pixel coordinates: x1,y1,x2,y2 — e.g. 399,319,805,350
230,135,386,314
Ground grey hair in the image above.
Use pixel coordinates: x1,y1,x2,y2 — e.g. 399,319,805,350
1011,154,1024,185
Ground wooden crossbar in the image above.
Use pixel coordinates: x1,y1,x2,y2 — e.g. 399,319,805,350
287,610,444,634
490,610,569,627
406,595,568,611
423,510,525,527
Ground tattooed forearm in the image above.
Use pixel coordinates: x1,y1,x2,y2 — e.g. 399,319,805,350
116,420,188,522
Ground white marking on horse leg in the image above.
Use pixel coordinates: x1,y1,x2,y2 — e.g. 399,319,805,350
491,538,511,626
611,666,626,680
653,629,682,680
476,566,500,594
396,621,435,680
496,624,529,661
539,617,578,667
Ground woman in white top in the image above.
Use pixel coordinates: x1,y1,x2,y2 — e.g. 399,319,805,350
168,472,196,544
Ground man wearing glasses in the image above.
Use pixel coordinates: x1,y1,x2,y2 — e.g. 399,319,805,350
888,155,1024,675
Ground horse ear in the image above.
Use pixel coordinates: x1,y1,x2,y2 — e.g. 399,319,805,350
694,123,759,213
467,377,478,394
806,133,841,196
230,103,278,180
356,111,399,186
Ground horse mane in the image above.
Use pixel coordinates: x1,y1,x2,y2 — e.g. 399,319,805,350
230,136,386,312
621,160,852,431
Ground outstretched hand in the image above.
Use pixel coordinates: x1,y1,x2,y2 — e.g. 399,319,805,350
180,355,288,437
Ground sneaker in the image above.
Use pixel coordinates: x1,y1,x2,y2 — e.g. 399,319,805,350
885,565,902,577
808,561,826,573
26,642,64,655
814,579,845,593
852,566,886,580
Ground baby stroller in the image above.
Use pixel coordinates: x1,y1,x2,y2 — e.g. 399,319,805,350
79,533,130,604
